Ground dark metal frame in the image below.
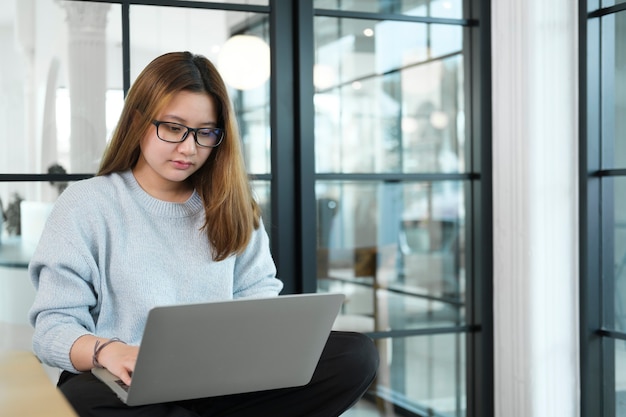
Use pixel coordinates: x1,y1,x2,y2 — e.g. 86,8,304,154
0,1,493,415
465,1,493,416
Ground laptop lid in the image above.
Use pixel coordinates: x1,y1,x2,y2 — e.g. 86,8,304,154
92,293,345,406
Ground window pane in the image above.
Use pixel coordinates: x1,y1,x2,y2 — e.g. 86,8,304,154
316,181,466,332
0,181,82,257
315,17,463,85
130,6,231,78
364,334,466,415
231,17,271,175
251,180,272,236
0,181,78,352
0,1,123,175
603,11,626,168
314,17,465,174
617,338,626,415
183,0,269,4
236,73,271,175
314,0,463,19
603,0,626,8
614,177,626,334
0,249,35,350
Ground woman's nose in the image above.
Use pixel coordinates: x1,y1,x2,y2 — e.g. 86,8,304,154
177,132,198,155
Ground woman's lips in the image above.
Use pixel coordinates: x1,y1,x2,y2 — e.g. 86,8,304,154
171,160,193,169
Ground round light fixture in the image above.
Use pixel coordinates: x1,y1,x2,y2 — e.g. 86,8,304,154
429,110,449,129
218,35,270,90
313,64,336,89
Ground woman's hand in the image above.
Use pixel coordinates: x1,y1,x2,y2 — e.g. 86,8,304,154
95,341,139,386
70,335,139,386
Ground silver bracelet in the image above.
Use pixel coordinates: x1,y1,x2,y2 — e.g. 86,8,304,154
92,337,126,368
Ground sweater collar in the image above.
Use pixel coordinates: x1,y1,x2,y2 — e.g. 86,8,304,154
120,170,204,218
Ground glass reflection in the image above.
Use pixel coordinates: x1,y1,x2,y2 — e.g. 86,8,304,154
614,178,626,335
314,0,464,19
184,0,269,4
603,0,626,8
602,12,626,168
314,18,463,87
316,181,465,332
617,338,626,415
314,17,464,174
251,180,272,235
356,334,466,416
0,180,82,253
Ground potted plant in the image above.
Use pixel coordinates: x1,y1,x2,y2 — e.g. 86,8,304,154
0,196,5,244
4,192,23,239
47,163,69,195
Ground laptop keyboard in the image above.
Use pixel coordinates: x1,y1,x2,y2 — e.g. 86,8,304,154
115,379,130,392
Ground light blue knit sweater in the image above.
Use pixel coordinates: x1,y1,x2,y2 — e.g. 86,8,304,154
28,170,283,373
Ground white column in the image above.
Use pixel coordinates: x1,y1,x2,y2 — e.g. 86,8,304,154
14,0,36,176
491,1,579,417
60,1,110,173
40,58,60,203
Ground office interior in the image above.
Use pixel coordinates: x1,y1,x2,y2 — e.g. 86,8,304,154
0,0,623,416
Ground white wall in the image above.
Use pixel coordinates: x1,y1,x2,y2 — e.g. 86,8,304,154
492,1,580,416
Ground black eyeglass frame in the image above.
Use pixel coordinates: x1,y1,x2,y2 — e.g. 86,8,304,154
151,120,224,148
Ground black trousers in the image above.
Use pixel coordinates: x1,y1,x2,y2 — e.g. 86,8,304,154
57,331,379,417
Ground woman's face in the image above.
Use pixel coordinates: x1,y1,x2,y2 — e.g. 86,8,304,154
133,90,217,201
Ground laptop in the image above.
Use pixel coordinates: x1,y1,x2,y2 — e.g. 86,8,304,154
91,292,345,406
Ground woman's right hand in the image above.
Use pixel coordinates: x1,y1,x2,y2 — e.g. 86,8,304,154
95,340,139,387
70,335,139,387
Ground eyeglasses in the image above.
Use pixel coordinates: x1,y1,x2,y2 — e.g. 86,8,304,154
152,120,224,148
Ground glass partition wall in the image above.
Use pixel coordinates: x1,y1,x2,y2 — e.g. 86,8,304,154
581,2,626,416
0,1,491,416
312,3,487,415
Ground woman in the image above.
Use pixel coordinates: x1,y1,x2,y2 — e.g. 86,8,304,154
29,51,378,417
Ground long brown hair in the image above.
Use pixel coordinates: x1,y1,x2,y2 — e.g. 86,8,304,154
98,51,260,261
